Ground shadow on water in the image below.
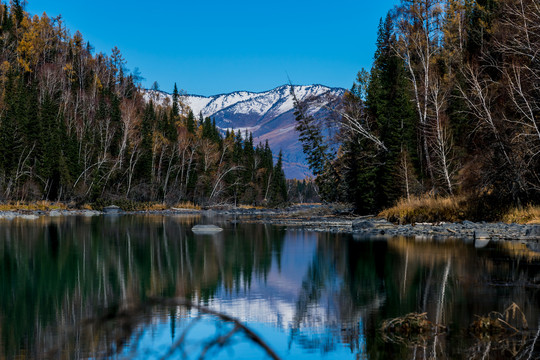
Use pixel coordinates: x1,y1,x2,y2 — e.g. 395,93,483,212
0,216,539,359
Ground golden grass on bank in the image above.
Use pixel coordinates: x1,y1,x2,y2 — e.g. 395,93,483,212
502,205,540,224
237,204,264,210
80,203,93,210
0,201,69,211
379,195,469,224
172,201,201,210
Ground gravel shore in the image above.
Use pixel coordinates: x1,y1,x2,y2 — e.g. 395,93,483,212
2,205,540,245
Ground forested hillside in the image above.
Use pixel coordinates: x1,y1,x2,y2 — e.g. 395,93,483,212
0,2,288,206
296,0,540,215
145,84,344,179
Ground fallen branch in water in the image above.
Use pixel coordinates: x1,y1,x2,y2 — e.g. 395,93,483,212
381,312,446,345
44,296,282,360
146,296,282,360
469,302,528,338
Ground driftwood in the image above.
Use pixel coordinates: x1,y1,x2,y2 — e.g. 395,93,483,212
381,312,446,345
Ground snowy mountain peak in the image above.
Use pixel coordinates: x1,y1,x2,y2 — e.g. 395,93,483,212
143,84,345,178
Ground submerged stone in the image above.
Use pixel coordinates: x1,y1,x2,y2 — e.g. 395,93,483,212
192,225,223,234
17,214,39,220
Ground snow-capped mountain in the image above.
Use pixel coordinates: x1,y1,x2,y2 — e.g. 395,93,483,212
144,84,345,179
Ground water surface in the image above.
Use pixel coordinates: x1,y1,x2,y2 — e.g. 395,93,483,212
1,215,539,359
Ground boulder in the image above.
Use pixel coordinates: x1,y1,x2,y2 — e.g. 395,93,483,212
352,220,374,230
525,225,540,238
352,219,394,231
474,230,490,248
103,205,121,214
526,242,540,253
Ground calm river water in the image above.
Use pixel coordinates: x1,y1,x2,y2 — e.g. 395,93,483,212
1,215,540,359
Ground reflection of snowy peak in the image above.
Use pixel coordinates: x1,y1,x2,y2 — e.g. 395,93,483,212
144,85,345,179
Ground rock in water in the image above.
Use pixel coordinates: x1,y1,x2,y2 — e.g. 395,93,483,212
474,230,490,248
103,205,121,214
192,225,223,234
526,242,540,253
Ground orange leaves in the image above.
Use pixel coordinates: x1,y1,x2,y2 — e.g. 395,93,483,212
63,63,75,83
16,13,54,73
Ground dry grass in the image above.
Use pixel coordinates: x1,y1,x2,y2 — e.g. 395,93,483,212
469,303,527,338
502,205,540,224
91,200,172,211
237,204,265,210
80,203,94,210
0,201,69,211
172,201,201,210
380,195,469,224
144,203,168,211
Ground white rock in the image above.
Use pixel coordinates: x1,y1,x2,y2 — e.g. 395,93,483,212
192,225,223,234
17,214,39,220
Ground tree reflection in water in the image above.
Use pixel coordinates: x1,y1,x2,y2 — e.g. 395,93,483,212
0,216,539,359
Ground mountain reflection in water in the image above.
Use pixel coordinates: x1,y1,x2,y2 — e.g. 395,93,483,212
0,215,539,359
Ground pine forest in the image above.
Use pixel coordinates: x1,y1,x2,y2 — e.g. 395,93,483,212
295,0,540,218
0,1,289,207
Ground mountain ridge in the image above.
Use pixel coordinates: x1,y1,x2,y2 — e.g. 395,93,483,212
143,84,345,178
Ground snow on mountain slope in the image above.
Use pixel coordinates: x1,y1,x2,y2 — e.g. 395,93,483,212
144,84,345,179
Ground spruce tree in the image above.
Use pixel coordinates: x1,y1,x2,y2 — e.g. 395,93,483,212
0,71,20,178
38,93,64,199
243,132,255,182
162,83,179,142
11,0,23,27
353,14,417,212
137,101,155,180
368,15,412,209
269,151,288,206
186,110,195,134
109,93,122,157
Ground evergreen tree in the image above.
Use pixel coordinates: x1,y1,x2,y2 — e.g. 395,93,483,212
186,110,195,134
291,85,339,201
162,83,179,142
171,83,180,118
366,14,417,209
243,132,255,182
292,86,329,177
339,15,417,213
269,151,288,205
38,93,65,199
11,0,23,27
109,93,122,157
137,101,155,180
202,117,213,139
0,71,21,178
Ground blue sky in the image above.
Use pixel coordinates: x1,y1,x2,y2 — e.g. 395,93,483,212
26,0,399,96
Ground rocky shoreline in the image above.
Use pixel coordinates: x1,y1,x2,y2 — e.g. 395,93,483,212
2,205,540,245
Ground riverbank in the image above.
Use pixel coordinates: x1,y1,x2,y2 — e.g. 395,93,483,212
2,203,540,244
232,210,540,243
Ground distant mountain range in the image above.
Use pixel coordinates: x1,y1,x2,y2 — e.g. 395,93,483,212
144,84,345,179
